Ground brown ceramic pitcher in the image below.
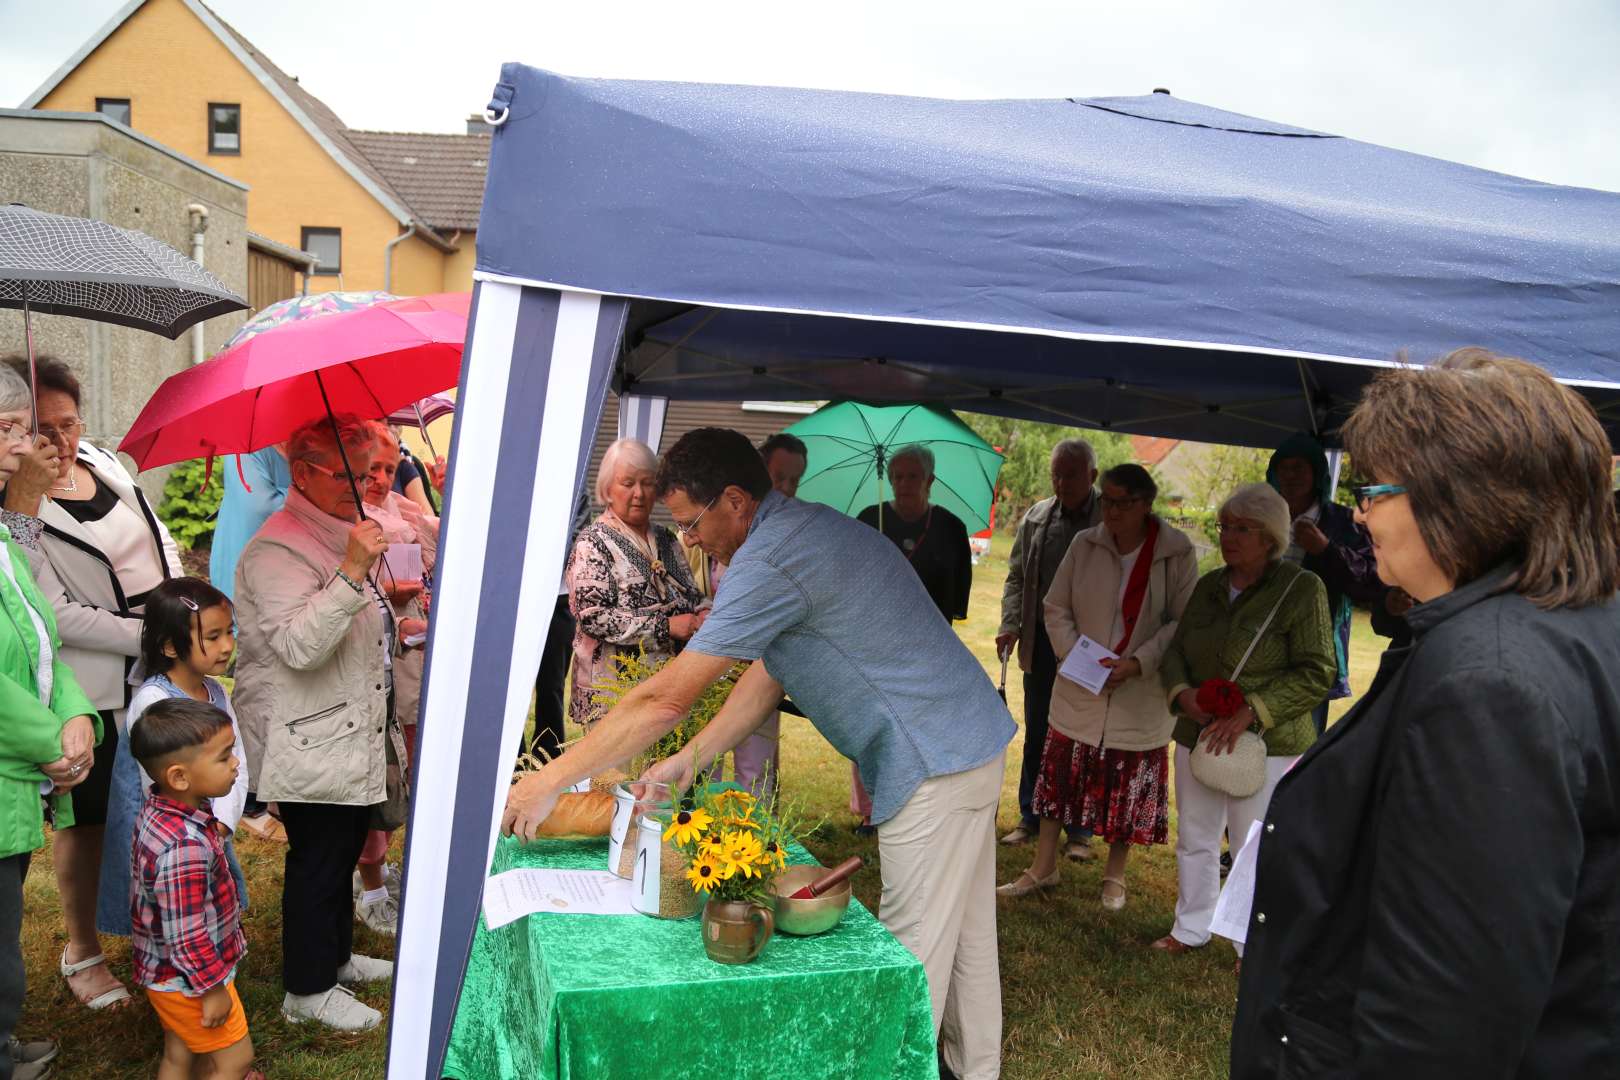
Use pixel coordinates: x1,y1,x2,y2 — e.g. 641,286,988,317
701,899,774,964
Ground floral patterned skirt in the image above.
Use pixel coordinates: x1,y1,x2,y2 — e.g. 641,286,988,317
1031,730,1169,847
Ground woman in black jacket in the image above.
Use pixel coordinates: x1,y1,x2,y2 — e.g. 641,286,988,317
1230,348,1620,1079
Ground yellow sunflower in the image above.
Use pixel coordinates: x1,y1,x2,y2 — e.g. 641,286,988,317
663,807,713,845
686,853,724,893
722,830,766,879
714,789,757,812
720,815,761,832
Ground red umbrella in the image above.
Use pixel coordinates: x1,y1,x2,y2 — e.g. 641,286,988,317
120,292,468,471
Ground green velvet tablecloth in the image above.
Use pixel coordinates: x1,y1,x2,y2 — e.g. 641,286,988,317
442,835,937,1080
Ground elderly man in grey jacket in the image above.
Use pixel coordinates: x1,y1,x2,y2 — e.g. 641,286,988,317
994,438,1100,857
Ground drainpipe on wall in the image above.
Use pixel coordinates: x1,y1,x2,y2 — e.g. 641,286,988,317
185,204,209,364
384,223,417,293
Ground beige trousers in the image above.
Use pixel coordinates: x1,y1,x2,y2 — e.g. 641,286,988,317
878,752,1005,1080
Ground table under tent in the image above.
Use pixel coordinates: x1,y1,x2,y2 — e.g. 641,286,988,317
385,64,1620,1078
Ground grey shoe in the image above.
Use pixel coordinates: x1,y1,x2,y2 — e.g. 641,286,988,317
283,985,381,1031
336,952,394,984
9,1038,57,1066
15,1058,54,1080
357,893,399,936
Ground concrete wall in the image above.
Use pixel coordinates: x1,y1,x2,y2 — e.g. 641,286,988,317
0,110,248,499
35,0,446,295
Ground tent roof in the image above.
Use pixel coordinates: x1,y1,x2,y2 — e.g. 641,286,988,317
475,65,1620,445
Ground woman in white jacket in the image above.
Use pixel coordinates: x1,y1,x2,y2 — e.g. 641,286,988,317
998,464,1198,909
0,355,180,1012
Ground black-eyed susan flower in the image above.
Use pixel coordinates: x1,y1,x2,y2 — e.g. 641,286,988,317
686,853,723,893
664,806,713,845
723,831,766,879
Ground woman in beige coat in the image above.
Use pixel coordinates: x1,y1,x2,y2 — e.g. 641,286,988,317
999,464,1198,909
233,416,426,1032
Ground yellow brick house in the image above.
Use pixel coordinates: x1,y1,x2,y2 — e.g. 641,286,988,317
23,0,488,302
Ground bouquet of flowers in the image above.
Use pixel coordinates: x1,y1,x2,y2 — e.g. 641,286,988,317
662,783,802,905
1195,677,1245,719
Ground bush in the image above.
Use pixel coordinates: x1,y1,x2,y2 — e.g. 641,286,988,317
157,458,223,551
962,415,1138,529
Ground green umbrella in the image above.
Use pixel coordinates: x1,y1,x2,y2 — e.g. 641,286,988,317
783,401,1004,532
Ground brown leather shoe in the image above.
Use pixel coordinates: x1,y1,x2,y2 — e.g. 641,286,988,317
1150,934,1201,954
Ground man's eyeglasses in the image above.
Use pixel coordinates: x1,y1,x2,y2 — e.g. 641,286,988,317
37,418,83,444
672,495,719,538
1353,484,1407,512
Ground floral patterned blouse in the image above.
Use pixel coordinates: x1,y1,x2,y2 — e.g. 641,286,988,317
566,514,702,727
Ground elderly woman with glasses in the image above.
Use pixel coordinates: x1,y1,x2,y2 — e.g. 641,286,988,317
566,438,704,731
0,354,181,1015
1154,482,1335,959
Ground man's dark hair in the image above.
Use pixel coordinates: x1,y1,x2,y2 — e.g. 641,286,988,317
2,354,82,409
656,427,772,503
758,432,808,463
141,577,231,676
130,698,232,777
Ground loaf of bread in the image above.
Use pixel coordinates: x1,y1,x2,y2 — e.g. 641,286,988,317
534,791,616,838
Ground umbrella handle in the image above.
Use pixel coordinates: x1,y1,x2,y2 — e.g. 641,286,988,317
21,284,38,438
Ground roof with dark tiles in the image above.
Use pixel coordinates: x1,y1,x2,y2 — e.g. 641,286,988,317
346,130,489,234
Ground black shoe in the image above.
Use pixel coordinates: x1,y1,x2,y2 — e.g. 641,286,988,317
938,1050,961,1080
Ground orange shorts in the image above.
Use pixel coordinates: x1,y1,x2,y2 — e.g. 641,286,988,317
145,980,250,1054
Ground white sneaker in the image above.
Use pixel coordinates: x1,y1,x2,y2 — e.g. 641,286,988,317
282,985,380,1031
353,864,403,903
336,953,394,985
358,894,399,936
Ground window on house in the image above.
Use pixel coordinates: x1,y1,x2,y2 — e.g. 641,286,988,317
96,98,131,126
301,227,341,275
208,103,241,154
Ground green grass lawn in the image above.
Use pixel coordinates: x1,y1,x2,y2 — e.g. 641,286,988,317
20,532,1385,1078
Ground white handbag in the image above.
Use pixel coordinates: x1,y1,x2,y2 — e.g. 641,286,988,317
1188,574,1299,799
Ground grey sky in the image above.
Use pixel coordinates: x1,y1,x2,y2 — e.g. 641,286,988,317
2,0,1618,193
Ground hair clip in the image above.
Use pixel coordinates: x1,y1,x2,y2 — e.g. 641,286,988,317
179,596,200,612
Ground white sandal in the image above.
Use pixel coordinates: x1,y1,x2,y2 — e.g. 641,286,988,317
60,950,132,1011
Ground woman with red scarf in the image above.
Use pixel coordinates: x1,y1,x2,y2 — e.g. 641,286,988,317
997,464,1198,909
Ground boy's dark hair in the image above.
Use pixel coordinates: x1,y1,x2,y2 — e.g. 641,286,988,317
130,698,232,777
141,578,231,675
758,432,808,463
2,354,82,409
655,427,772,503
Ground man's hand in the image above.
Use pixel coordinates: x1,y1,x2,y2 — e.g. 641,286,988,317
633,750,695,811
501,773,561,843
994,631,1018,661
3,436,59,515
1198,708,1255,756
1293,519,1330,556
199,985,232,1028
1100,656,1142,690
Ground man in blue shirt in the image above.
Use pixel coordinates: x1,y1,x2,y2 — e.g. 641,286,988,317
505,428,1014,1080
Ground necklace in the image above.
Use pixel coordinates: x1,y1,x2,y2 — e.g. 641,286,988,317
51,466,78,495
607,514,668,593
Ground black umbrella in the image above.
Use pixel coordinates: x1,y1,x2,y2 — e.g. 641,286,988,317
0,203,248,428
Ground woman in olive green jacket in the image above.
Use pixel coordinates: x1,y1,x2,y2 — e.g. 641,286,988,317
1154,483,1334,957
0,362,102,1071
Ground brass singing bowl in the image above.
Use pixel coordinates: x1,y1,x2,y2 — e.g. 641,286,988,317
769,865,852,936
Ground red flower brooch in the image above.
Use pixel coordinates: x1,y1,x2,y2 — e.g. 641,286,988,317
1196,678,1245,719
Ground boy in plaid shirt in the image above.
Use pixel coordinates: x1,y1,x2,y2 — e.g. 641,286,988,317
130,698,255,1079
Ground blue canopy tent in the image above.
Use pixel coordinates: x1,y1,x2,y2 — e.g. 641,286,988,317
388,65,1620,1077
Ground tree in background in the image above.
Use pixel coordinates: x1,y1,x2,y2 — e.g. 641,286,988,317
1183,442,1271,512
964,414,1136,529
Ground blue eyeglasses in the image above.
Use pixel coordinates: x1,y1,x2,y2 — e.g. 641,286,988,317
1353,484,1407,512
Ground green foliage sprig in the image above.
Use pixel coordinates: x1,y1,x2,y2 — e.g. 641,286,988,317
157,458,224,551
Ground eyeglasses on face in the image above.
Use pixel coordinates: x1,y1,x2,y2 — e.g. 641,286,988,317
0,418,32,444
1353,483,1407,512
1099,495,1144,510
37,418,83,444
672,494,719,537
1216,522,1263,537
